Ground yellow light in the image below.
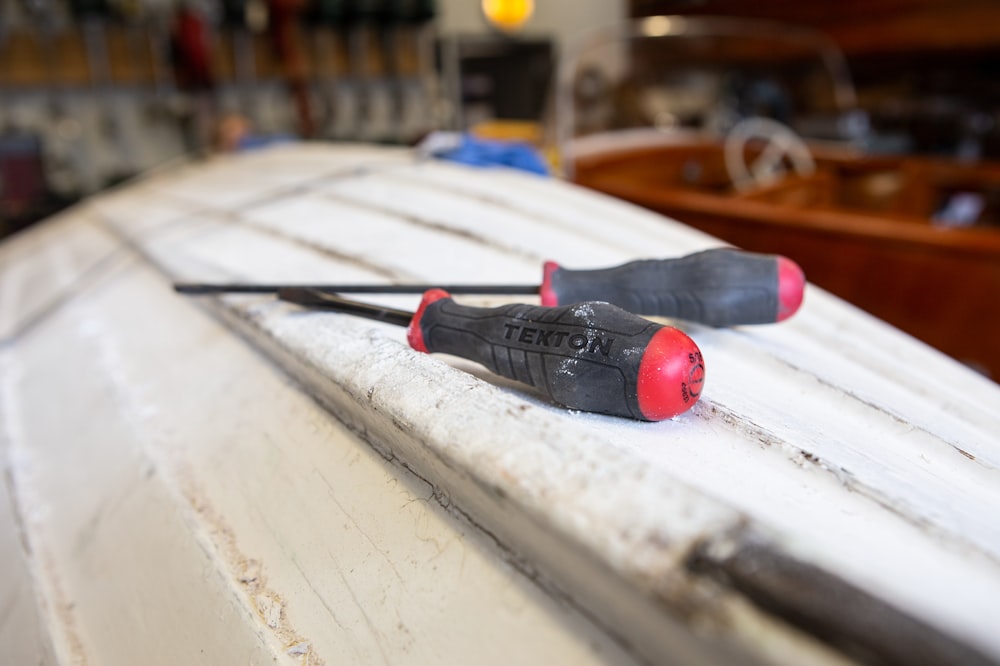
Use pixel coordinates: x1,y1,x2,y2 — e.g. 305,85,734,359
481,0,535,33
641,16,685,38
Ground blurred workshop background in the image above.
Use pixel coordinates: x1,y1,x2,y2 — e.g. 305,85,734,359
0,0,615,231
2,0,999,376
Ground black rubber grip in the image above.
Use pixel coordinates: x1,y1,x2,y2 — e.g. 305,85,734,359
546,248,785,327
409,292,704,421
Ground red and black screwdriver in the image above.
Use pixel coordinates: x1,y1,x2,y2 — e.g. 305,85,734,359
175,248,805,327
277,287,706,421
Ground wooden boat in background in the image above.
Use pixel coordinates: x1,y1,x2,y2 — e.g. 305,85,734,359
2,144,1000,664
571,130,1000,379
549,13,1000,381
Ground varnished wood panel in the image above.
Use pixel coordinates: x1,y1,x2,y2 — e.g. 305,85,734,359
575,144,1000,378
630,0,1000,55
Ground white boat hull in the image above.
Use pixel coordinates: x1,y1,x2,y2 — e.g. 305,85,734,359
2,143,999,665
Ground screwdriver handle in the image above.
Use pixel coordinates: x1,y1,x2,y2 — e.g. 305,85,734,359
540,248,805,326
406,290,705,421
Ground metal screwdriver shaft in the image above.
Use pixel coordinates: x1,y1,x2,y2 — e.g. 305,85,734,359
179,283,536,295
278,288,413,326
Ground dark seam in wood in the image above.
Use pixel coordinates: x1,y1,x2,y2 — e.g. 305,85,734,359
686,530,998,666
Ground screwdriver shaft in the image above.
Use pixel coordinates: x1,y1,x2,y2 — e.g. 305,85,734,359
176,283,538,295
278,288,414,327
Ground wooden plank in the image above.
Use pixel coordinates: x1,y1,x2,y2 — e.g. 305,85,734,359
1,260,288,664
0,211,123,343
0,443,58,665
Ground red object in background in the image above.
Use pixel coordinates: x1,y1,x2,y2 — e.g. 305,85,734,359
267,0,315,138
0,133,46,220
170,5,215,91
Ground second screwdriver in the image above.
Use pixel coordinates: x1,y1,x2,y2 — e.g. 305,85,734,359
176,247,805,327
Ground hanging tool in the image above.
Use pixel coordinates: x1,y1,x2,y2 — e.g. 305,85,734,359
307,0,356,139
72,0,139,183
382,0,437,142
173,248,806,326
221,0,267,128
348,0,392,140
267,0,314,138
379,0,404,142
21,0,91,195
169,1,217,155
277,287,705,421
143,0,176,124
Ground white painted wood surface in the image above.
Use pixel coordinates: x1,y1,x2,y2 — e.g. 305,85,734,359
2,143,999,665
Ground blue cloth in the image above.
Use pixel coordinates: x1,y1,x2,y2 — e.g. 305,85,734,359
435,135,549,176
236,134,294,151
